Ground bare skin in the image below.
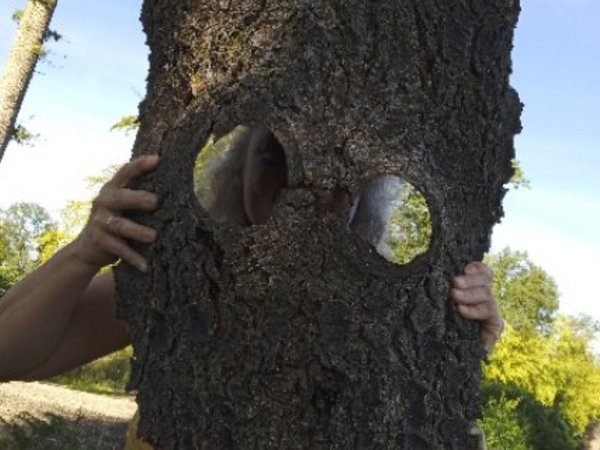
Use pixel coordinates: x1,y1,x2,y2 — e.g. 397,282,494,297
0,156,159,381
0,146,503,382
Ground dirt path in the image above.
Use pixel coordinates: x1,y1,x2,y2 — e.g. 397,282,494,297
0,381,137,449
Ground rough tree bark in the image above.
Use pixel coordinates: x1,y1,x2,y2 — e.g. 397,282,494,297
0,0,58,163
116,1,521,448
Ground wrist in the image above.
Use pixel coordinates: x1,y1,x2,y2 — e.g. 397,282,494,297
64,237,109,275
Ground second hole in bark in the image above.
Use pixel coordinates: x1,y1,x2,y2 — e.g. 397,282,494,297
350,176,432,265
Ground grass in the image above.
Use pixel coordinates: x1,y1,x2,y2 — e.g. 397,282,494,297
0,412,91,449
1,349,135,448
50,347,133,395
0,411,130,449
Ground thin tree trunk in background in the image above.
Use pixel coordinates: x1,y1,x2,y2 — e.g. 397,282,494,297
116,1,522,448
0,0,58,164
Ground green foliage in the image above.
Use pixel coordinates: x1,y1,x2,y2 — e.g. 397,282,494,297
550,316,600,432
480,394,529,450
11,9,24,23
36,166,119,265
0,227,19,295
0,166,115,293
37,200,92,265
110,115,140,135
193,125,248,209
13,4,63,43
39,0,58,8
50,347,133,394
0,412,88,450
0,202,55,280
0,261,19,297
509,160,531,190
193,132,217,208
43,28,62,43
485,248,560,334
481,381,578,450
32,43,48,59
11,123,39,146
483,322,600,441
485,325,558,405
385,183,432,265
481,248,600,446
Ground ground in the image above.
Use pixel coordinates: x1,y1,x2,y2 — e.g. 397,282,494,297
0,381,136,449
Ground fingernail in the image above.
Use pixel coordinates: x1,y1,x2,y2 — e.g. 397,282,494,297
146,195,158,208
146,230,157,241
138,261,149,272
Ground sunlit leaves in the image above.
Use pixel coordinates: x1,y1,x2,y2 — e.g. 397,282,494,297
482,248,600,442
110,115,140,135
485,248,560,334
480,395,529,450
484,319,600,437
509,160,531,190
0,203,55,273
485,325,558,405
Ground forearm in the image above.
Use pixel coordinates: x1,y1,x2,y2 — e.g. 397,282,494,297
0,241,99,380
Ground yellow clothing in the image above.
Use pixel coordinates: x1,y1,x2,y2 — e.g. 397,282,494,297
124,410,154,450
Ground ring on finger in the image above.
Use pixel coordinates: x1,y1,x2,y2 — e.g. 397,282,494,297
105,214,116,230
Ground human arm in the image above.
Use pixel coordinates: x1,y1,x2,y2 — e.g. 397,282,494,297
450,261,504,354
0,155,159,381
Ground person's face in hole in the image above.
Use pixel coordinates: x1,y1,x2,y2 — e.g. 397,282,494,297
242,128,288,225
240,127,349,225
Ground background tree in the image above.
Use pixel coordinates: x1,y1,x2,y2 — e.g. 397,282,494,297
486,248,560,334
0,202,55,295
0,227,20,296
385,183,432,265
481,248,600,448
0,202,54,273
0,0,59,163
115,1,521,448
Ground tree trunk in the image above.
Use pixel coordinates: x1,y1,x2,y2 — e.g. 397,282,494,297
0,0,57,163
116,1,521,448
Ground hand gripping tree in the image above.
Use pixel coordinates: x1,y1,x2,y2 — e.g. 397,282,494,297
116,1,522,448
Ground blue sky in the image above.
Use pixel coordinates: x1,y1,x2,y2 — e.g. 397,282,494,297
491,0,600,333
0,0,147,212
0,1,599,337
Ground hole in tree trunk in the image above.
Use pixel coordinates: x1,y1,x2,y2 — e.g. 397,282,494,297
350,175,432,265
193,125,288,226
